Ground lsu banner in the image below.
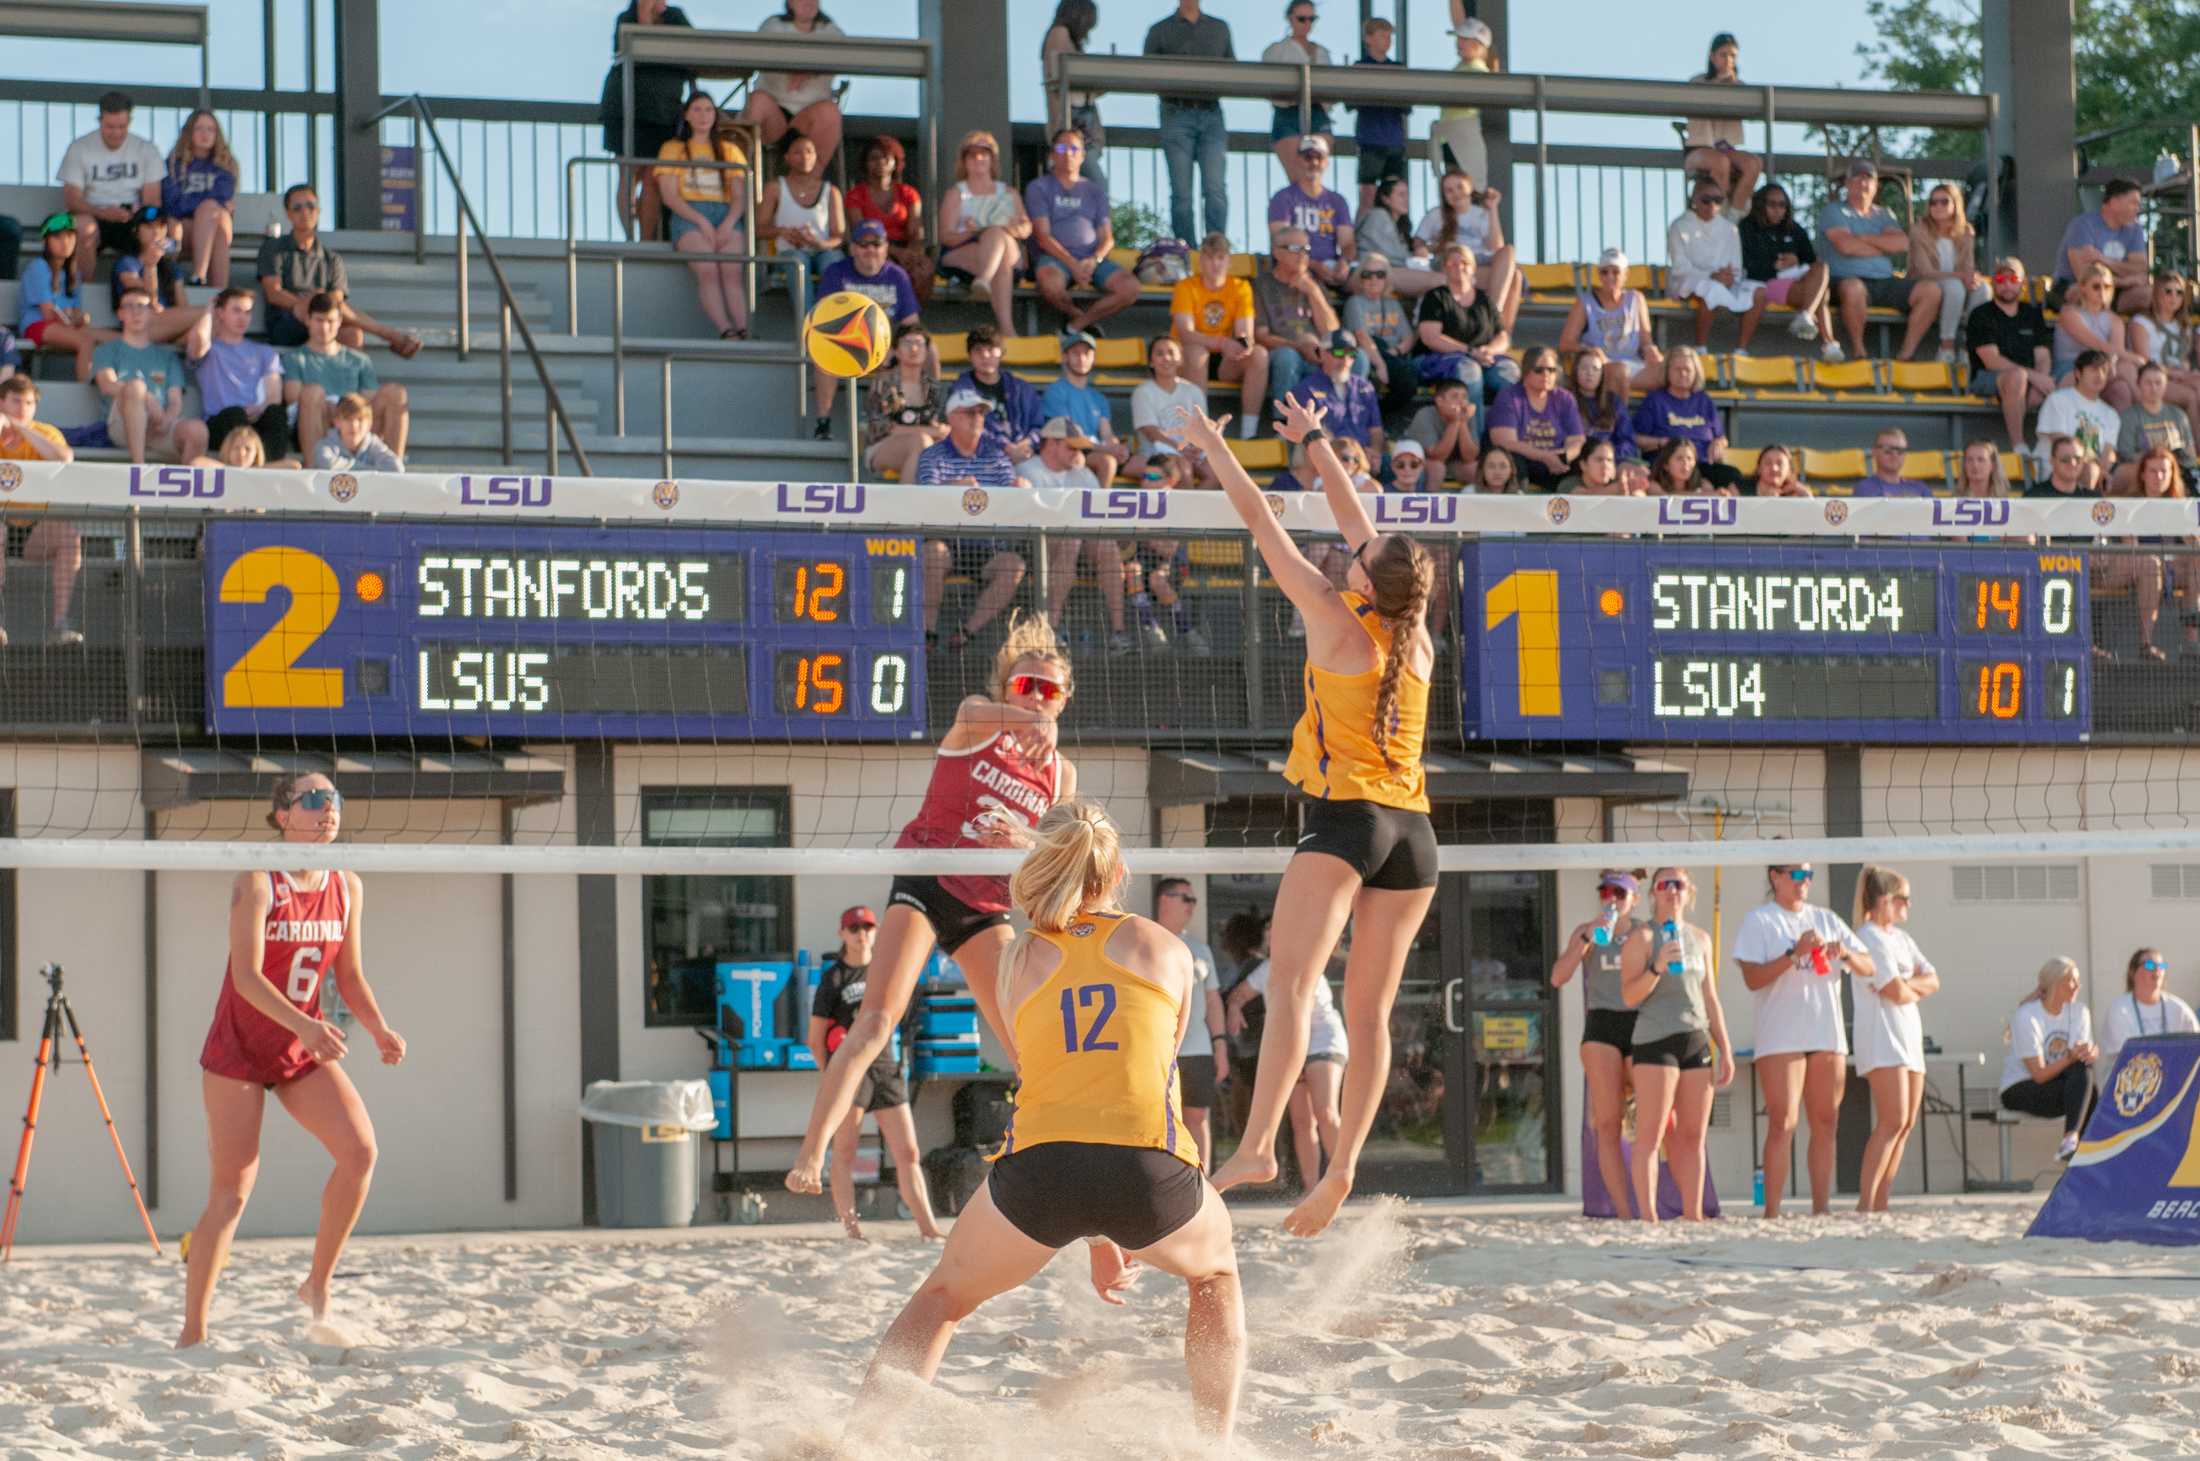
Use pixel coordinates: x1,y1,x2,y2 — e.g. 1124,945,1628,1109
2028,1034,2200,1245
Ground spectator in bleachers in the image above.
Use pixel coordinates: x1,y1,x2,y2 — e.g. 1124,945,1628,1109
1471,445,1520,495
1746,443,1811,498
1430,9,1494,183
2051,178,2149,313
1648,439,1712,496
1023,417,1132,654
1124,494,1203,652
1965,256,2054,451
1130,335,1218,484
2103,948,2200,1068
1267,135,1356,291
1681,34,1761,211
1566,347,1637,462
1851,428,1931,497
113,208,201,344
1555,437,1621,495
1666,181,1764,349
1354,180,1439,298
847,136,932,302
58,92,163,264
2024,437,2093,503
1171,233,1270,438
1039,330,1130,486
161,110,238,289
737,0,846,179
2114,362,2199,492
0,377,82,648
937,130,1029,341
19,216,106,382
1145,0,1235,247
1385,435,1428,490
2098,445,2179,659
258,184,422,357
2034,349,2121,486
1412,170,1520,331
1632,347,1741,490
1738,184,1836,356
1896,183,1987,365
1343,254,1415,414
953,323,1046,463
1486,345,1585,490
184,288,293,467
192,423,267,469
760,132,844,318
92,285,186,464
863,322,948,483
1043,2,1108,190
1253,225,1341,407
310,390,403,472
2053,263,2140,409
1956,438,2012,499
287,292,409,466
2130,270,2200,425
916,393,1024,650
1351,17,1408,217
1559,249,1661,402
1413,242,1517,408
1029,129,1141,336
809,220,920,436
1260,2,1335,168
1999,957,2097,1162
1403,375,1479,486
1818,160,1908,364
1296,330,1383,455
655,91,753,329
599,0,695,242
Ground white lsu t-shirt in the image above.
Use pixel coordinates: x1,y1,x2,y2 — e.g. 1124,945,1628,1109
1178,935,1218,1054
1852,923,1930,1074
1245,958,1349,1059
2100,991,2200,1066
1731,901,1869,1056
57,131,165,210
1015,456,1099,492
2001,998,2093,1093
1131,378,1208,438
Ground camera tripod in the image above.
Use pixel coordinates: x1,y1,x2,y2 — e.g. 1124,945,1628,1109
0,964,161,1261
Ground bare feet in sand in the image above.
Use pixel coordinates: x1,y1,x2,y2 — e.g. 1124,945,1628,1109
175,1323,205,1350
1210,1147,1278,1194
298,1277,330,1321
1282,1171,1353,1237
839,1211,868,1242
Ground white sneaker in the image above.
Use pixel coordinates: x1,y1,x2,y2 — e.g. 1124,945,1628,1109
1140,622,1170,651
1820,340,1846,363
1788,311,1819,341
1935,346,1959,366
1181,626,1212,655
2057,1133,2079,1163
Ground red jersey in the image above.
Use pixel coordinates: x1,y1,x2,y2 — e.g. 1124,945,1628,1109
200,870,350,1086
895,733,1062,911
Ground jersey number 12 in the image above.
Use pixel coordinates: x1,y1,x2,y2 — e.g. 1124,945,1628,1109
1059,983,1120,1053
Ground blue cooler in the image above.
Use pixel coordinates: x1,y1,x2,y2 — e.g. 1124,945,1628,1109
717,962,795,1043
706,1067,734,1139
913,1034,982,1076
917,995,979,1040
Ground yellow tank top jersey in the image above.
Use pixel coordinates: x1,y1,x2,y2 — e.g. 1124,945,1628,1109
1000,912,1200,1167
1283,591,1431,812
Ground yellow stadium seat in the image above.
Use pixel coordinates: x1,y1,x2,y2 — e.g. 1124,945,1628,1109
1805,447,1869,480
1622,264,1660,293
1225,438,1289,471
1809,359,1881,396
1187,539,1248,568
1723,445,1761,477
1108,247,1138,270
1885,360,1953,394
1001,335,1061,368
1091,337,1146,372
1727,355,1802,392
1904,450,1949,486
1522,262,1576,296
2001,449,2029,485
933,330,970,367
1228,252,1258,279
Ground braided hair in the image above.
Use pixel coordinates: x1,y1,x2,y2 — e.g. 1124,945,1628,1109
1364,534,1433,771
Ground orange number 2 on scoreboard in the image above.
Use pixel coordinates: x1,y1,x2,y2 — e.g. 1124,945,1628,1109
1484,569,1563,717
218,546,345,708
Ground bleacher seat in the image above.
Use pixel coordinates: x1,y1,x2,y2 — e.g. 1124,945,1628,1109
1521,263,1576,302
1809,359,1880,399
934,331,969,367
1000,335,1060,369
1224,438,1289,472
1723,445,1761,477
2001,449,2029,485
1886,360,1968,401
1804,447,1868,482
1724,355,1803,395
1903,450,1949,485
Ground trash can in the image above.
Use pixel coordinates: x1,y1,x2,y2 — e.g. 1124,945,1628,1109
579,1079,715,1228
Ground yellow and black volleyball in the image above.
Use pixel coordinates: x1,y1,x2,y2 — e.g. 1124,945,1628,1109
803,290,893,378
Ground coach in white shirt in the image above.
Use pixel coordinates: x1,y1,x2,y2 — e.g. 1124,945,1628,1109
2100,945,2198,1068
2000,956,2098,1162
1850,866,1939,1213
1733,861,1874,1217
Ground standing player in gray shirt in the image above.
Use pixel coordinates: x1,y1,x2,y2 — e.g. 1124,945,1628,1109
1620,867,1733,1223
1551,869,1646,1218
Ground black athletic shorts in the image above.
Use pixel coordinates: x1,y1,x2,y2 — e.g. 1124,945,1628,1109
1176,1053,1218,1109
887,873,1011,955
1582,1007,1639,1052
1296,795,1438,891
1357,147,1409,187
1632,1030,1714,1070
857,1060,909,1112
205,404,295,463
988,1141,1206,1250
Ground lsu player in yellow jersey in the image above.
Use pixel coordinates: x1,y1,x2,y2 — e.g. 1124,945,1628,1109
1176,396,1436,1238
862,801,1246,1444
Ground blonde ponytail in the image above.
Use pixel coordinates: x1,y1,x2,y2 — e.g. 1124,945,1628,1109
999,799,1126,1014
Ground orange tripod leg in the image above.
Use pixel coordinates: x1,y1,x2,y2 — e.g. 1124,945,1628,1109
0,1023,56,1262
61,1006,162,1257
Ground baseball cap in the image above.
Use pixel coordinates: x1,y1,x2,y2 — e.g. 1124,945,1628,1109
1389,438,1427,462
1326,328,1358,354
132,204,164,226
1058,329,1099,352
1597,870,1640,894
840,905,877,931
1846,158,1880,180
850,218,887,242
37,212,72,237
1450,17,1493,45
943,387,994,414
1597,246,1629,272
1039,415,1095,447
1298,133,1333,159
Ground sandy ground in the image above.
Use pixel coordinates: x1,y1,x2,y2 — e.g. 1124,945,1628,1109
1,1192,2193,1459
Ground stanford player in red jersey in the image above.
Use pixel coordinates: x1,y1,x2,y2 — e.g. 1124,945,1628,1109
788,614,1077,1200
178,774,407,1349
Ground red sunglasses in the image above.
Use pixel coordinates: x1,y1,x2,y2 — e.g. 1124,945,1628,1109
1009,674,1066,702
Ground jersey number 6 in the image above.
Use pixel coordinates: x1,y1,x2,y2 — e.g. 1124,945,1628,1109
1059,983,1120,1053
286,947,324,1004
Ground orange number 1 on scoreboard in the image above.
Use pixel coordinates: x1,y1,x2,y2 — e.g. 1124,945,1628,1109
1484,569,1563,717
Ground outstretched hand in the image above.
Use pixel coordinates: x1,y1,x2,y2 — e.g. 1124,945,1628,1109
1168,404,1230,452
1273,393,1329,445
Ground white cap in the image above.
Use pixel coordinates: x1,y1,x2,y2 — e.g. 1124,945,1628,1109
1598,247,1629,271
1450,18,1493,45
943,387,994,414
1389,438,1427,461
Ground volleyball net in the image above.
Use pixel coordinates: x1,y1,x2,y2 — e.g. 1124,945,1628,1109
5,461,2200,878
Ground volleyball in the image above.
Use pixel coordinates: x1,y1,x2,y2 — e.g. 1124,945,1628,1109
803,290,892,378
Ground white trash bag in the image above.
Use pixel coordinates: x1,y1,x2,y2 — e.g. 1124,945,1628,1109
579,1078,716,1131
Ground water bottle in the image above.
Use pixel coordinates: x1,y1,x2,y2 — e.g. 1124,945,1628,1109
1661,920,1683,976
1591,906,1619,947
1809,940,1832,976
1752,1167,1765,1206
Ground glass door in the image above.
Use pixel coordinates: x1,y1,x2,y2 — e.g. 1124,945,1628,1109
1446,870,1562,1192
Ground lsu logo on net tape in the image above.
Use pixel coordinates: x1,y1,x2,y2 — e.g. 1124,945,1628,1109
653,479,681,511
961,487,990,517
326,472,360,503
1263,494,1286,519
0,462,21,494
1545,496,1572,526
2092,500,2117,527
1823,499,1850,527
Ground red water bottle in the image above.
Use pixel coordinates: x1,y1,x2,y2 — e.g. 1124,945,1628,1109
1809,941,1831,976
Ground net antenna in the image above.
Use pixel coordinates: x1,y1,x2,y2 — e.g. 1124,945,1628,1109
1640,796,1792,972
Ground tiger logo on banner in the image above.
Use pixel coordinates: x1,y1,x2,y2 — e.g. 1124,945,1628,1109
2029,1035,2200,1245
2118,1051,2166,1118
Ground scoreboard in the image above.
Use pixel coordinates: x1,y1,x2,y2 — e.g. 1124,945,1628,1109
1462,541,2091,743
204,522,927,739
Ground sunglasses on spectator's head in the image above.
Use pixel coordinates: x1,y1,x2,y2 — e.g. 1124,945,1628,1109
2143,958,2170,972
1009,674,1065,702
289,788,342,811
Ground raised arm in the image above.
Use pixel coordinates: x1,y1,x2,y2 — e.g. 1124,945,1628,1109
1278,395,1376,549
1172,404,1340,616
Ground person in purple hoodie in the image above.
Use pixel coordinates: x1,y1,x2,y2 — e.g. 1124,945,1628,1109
160,110,239,288
952,323,1047,462
1631,345,1742,490
1851,427,1934,497
1486,346,1586,488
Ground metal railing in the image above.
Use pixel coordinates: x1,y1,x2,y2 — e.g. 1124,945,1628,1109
563,152,761,320
365,94,592,476
3,2,209,103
